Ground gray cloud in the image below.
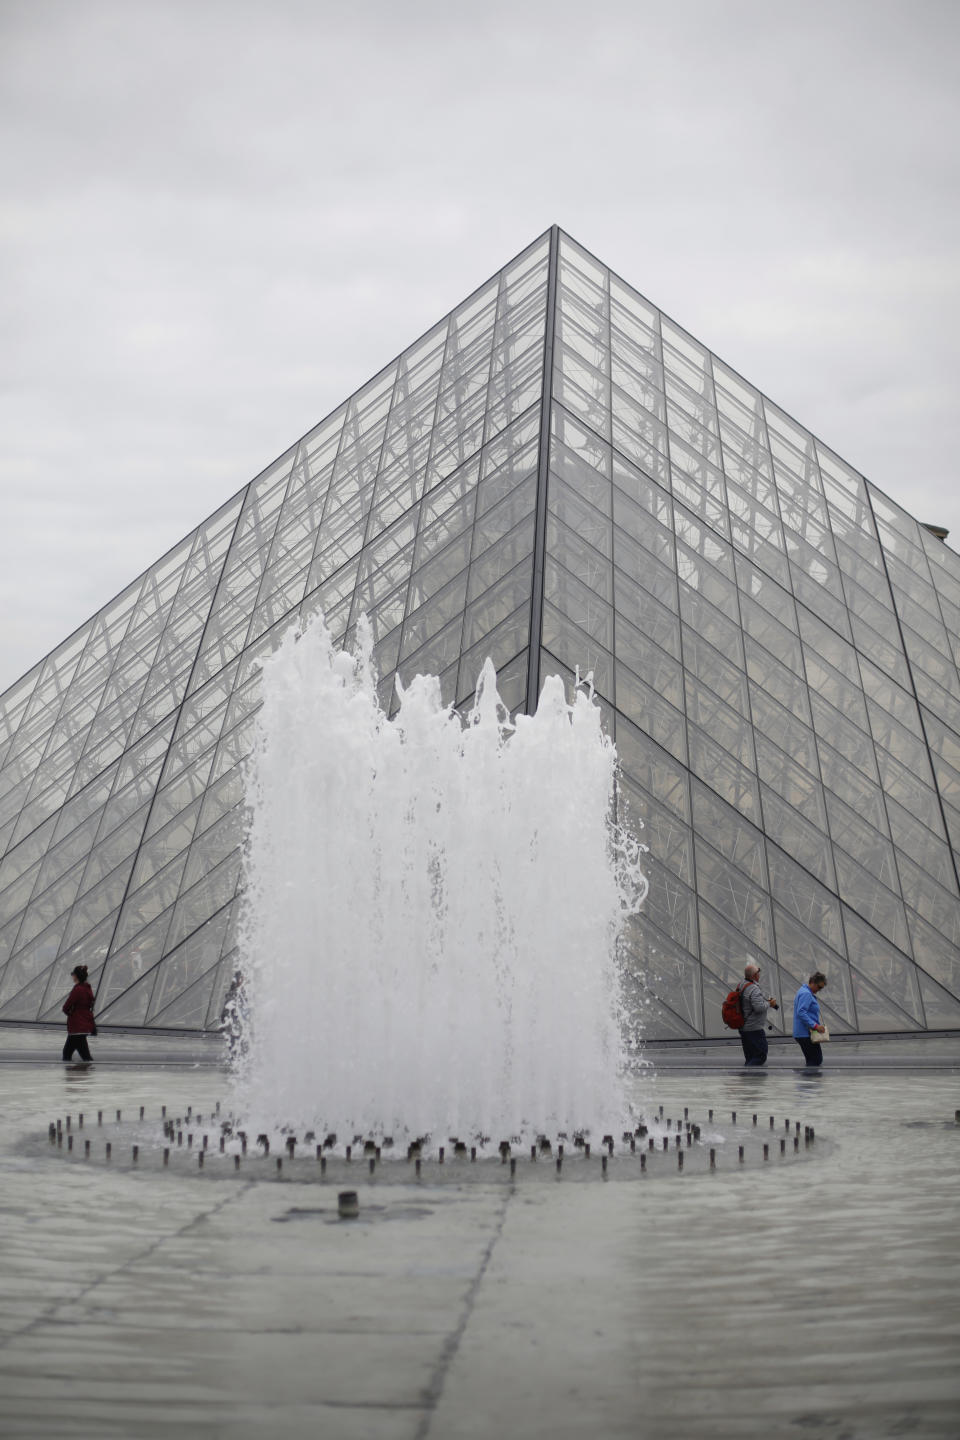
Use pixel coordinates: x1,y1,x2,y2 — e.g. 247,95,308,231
2,0,959,690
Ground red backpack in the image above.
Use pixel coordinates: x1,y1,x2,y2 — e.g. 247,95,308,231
721,982,747,1030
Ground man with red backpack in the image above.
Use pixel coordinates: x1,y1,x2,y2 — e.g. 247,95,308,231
733,962,778,1066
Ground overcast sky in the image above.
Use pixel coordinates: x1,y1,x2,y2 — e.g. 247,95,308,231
2,0,958,695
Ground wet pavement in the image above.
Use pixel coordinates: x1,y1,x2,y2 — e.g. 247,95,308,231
0,1028,958,1438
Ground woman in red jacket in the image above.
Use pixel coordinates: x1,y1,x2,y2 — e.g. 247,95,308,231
62,964,96,1063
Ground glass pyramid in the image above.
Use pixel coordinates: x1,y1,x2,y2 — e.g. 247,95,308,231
2,227,959,1040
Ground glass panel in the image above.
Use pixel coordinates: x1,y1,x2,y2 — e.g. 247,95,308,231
842,907,923,1025
625,917,702,1036
97,910,172,1010
0,817,55,894
687,727,760,821
916,971,960,1028
15,860,86,949
463,565,533,653
611,454,671,525
611,406,670,483
165,853,241,953
825,791,897,889
477,448,538,524
640,854,698,954
616,532,679,611
819,747,886,828
397,614,465,689
679,589,744,669
63,858,134,950
908,909,960,997
0,858,43,924
620,774,693,884
36,917,114,1019
694,838,772,951
886,796,954,889
802,648,869,729
772,906,856,1026
150,965,219,1030
750,686,817,770
402,532,470,618
848,615,912,691
545,559,615,661
611,344,665,418
834,848,910,953
615,717,689,820
613,576,680,659
675,515,734,582
691,781,766,884
810,693,878,781
759,785,834,887
415,486,478,565
466,517,536,603
541,605,612,698
684,676,754,769
613,487,675,569
128,800,202,891
894,855,960,945
615,664,686,764
697,908,782,1025
472,473,536,552
355,546,415,617
683,632,748,714
876,746,943,828
0,914,68,1008
112,855,185,950
548,477,612,557
457,611,529,698
400,574,469,662
756,735,826,828
924,707,960,783
98,967,158,1026
546,516,612,602
767,845,844,950
737,560,799,629
82,805,152,894
791,566,851,638
609,271,659,336
0,964,58,1022
181,804,244,894
868,697,931,766
456,647,529,717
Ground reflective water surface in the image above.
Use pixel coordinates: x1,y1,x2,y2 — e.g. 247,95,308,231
0,1049,957,1437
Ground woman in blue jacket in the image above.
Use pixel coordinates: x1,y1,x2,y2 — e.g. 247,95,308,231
793,971,828,1066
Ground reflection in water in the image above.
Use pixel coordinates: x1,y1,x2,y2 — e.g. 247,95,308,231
1,1060,957,1435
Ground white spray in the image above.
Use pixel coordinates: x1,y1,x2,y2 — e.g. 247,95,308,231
231,614,646,1150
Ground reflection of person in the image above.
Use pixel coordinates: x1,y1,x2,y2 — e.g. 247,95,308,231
793,972,828,1066
62,965,96,1063
219,971,248,1058
739,962,779,1066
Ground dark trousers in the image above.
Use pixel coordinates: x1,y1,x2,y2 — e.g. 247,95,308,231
795,1036,823,1067
739,1028,768,1066
63,1035,92,1062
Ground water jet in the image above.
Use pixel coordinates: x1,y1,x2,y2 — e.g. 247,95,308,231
229,618,646,1151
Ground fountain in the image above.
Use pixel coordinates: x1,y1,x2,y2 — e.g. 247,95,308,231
230,615,647,1154
35,617,824,1187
